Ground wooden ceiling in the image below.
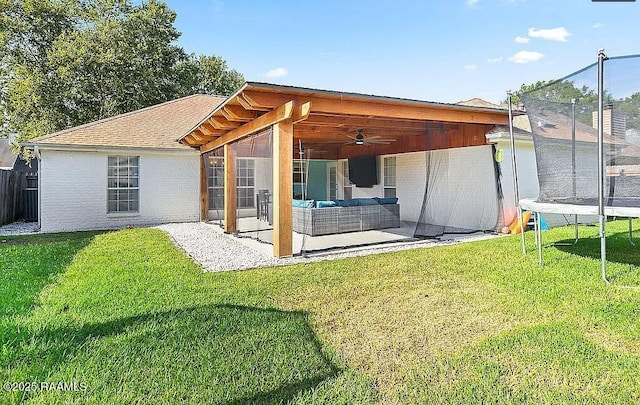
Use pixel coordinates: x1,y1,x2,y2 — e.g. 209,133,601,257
181,82,512,159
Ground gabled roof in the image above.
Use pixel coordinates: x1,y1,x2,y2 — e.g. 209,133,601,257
27,94,226,150
486,125,531,137
457,98,508,110
181,82,515,153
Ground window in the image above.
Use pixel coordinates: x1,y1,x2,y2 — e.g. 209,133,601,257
341,160,353,199
328,165,337,201
206,157,256,210
383,156,396,198
107,156,139,213
236,158,255,208
293,159,307,186
208,156,224,210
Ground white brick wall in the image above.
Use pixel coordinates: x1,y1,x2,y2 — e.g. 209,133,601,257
395,152,427,222
39,149,200,232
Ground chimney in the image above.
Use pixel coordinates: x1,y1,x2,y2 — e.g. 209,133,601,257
592,104,626,138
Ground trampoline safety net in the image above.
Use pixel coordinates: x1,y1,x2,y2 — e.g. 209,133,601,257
520,55,640,208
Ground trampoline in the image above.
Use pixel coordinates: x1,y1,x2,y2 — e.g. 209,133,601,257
509,50,640,282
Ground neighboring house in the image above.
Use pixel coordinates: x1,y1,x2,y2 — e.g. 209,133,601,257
471,98,625,228
25,94,226,232
26,83,517,257
458,98,538,225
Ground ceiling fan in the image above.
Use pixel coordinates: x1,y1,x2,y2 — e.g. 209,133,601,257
345,129,396,146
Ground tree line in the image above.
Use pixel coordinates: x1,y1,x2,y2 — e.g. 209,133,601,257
0,0,244,143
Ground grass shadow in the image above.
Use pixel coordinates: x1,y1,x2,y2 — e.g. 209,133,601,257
1,231,105,348
5,304,342,404
552,230,640,283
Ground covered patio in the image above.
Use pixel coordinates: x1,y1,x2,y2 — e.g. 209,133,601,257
179,82,511,257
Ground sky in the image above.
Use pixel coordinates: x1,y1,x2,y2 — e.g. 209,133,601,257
163,0,640,105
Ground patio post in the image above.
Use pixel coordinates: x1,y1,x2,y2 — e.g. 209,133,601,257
200,154,208,221
272,119,294,257
224,144,237,233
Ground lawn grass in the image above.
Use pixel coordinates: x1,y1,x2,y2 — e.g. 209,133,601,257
1,220,639,403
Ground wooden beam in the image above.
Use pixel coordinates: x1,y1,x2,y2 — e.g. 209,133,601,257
200,123,226,136
237,92,270,111
190,131,205,142
183,134,199,146
200,101,295,153
292,101,312,123
294,128,426,139
223,144,237,234
240,90,509,125
272,119,293,258
200,155,208,221
221,105,258,122
208,116,241,130
299,115,460,132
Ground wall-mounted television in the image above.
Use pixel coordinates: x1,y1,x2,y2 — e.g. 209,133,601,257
348,155,378,188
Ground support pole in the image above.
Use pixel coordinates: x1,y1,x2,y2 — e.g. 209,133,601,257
597,49,609,283
571,98,577,201
536,212,543,265
272,119,294,258
508,92,526,254
223,144,237,234
200,154,209,221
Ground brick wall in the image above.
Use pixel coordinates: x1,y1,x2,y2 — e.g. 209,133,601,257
40,149,200,232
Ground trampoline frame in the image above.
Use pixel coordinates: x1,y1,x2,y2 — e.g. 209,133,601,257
509,49,638,283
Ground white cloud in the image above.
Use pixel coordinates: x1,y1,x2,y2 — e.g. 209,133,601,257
507,50,544,64
264,67,288,78
528,27,571,42
464,64,477,71
487,57,503,63
593,22,603,29
514,36,530,44
466,0,479,5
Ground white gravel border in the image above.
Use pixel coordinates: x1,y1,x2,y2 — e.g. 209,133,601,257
157,222,500,272
0,221,40,236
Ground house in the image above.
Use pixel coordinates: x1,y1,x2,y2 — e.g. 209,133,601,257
26,82,516,257
24,94,225,232
480,99,627,228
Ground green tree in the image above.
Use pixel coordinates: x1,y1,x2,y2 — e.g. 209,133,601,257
615,92,640,131
1,0,244,142
505,80,599,106
177,54,244,97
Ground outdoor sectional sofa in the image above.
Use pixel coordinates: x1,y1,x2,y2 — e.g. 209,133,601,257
292,198,400,236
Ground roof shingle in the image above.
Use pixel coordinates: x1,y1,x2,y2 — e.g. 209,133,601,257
30,94,226,150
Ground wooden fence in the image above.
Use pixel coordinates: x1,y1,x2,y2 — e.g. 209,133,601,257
0,169,36,226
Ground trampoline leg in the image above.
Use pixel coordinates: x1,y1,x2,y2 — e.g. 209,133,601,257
629,217,636,247
536,212,543,266
600,215,608,284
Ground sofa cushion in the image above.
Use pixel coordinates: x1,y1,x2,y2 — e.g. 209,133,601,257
292,199,315,208
357,198,379,206
334,199,358,207
374,197,399,205
316,200,337,208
